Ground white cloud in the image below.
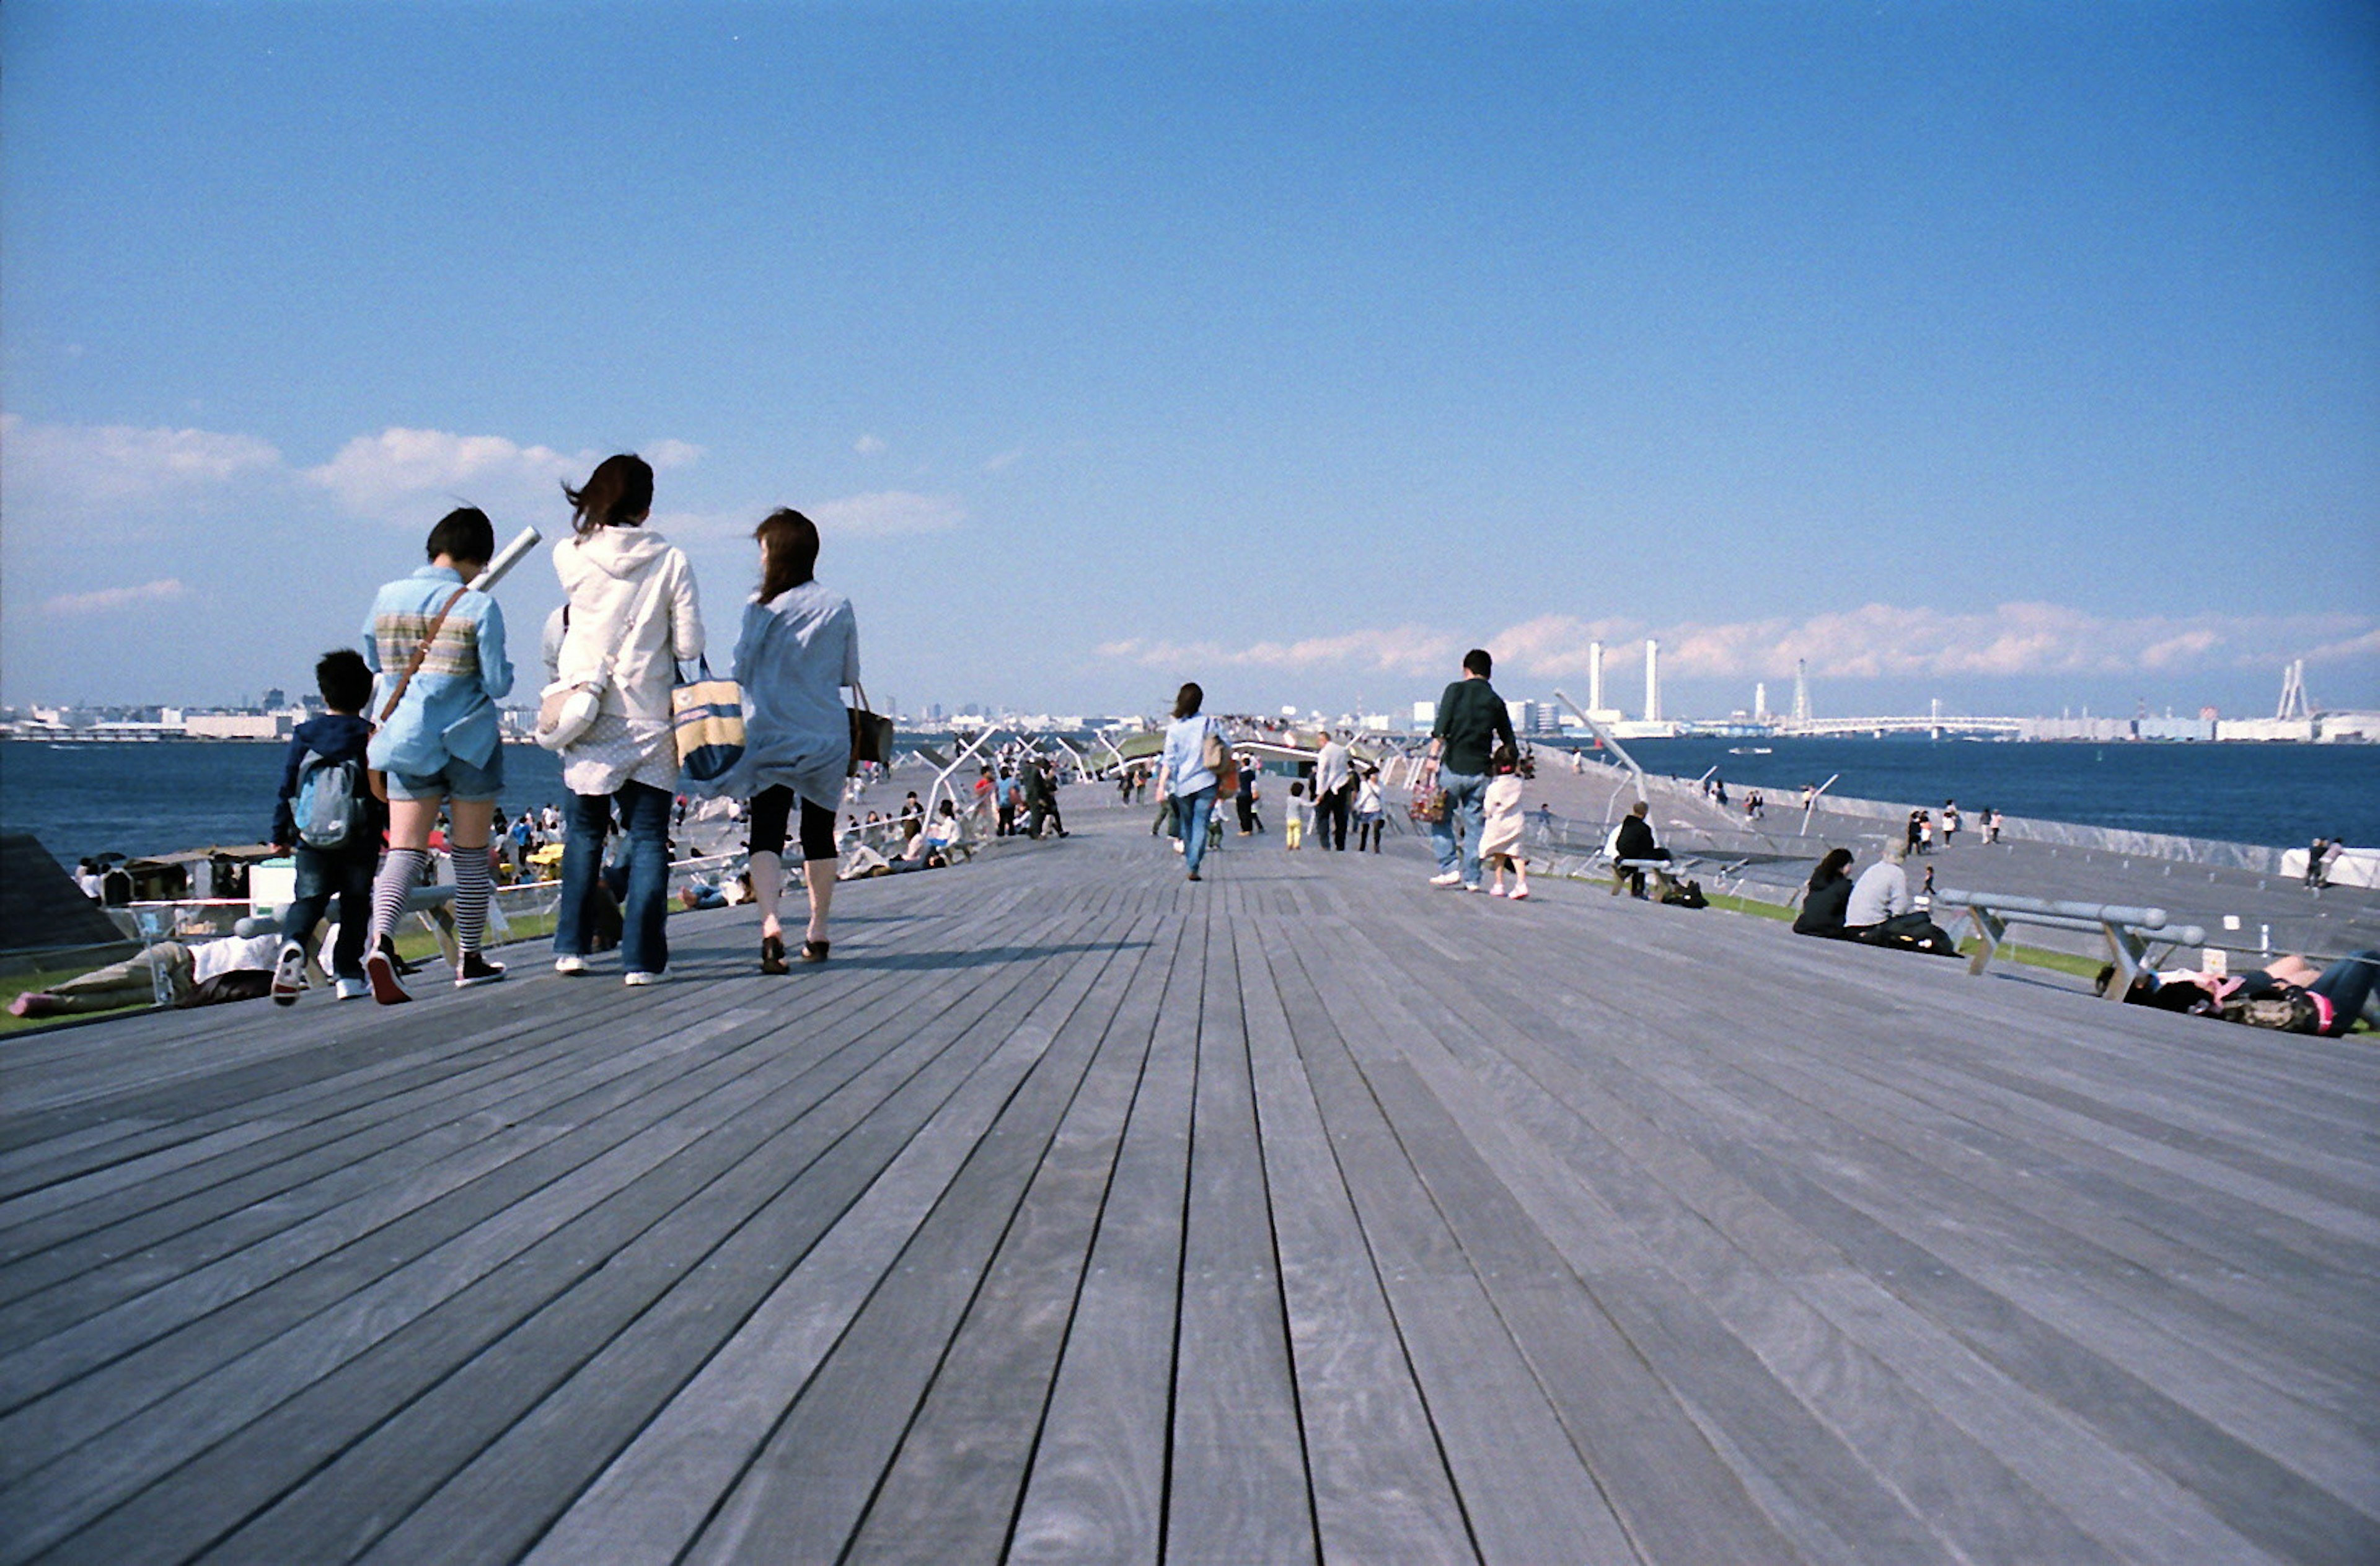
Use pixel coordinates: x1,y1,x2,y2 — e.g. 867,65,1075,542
1096,625,1463,677
1098,603,2380,685
645,439,705,470
2,415,281,504
853,433,888,457
809,491,966,539
304,428,593,521
44,578,188,617
302,429,705,523
984,446,1025,472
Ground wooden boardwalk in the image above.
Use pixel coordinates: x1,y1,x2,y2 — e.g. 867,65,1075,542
2,799,2376,1564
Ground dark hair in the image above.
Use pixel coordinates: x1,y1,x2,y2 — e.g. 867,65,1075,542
1809,847,1854,889
1491,744,1518,773
315,648,373,713
425,506,496,568
755,509,820,601
1463,648,1492,678
1173,682,1204,720
563,454,654,538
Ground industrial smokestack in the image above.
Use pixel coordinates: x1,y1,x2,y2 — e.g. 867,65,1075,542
1644,638,1660,723
1587,641,1604,713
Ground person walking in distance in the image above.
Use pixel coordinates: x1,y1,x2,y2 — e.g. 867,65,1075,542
1156,682,1223,882
725,509,857,970
1311,730,1352,850
549,454,705,986
1415,648,1517,892
358,508,515,1003
1354,767,1385,852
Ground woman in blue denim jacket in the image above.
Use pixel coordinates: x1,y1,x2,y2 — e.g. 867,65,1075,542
358,507,514,1003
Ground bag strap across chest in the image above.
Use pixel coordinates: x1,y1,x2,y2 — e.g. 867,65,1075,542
376,587,472,724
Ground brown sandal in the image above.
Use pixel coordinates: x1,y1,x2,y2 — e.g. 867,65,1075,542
760,933,788,975
798,939,830,964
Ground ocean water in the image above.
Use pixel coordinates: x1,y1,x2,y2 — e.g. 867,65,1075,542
1608,736,2379,851
1,741,576,864
1,734,2374,866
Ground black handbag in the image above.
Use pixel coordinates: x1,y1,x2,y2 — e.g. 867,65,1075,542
847,682,895,776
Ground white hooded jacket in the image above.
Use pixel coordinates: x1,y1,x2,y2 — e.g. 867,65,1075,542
552,526,704,723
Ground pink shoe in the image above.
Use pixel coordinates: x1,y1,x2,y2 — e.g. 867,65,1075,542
1489,886,1507,897
1510,887,1531,900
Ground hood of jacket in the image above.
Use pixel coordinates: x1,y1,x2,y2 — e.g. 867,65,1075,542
557,526,672,591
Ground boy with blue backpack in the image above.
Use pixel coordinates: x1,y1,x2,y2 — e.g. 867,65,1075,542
268,649,385,1003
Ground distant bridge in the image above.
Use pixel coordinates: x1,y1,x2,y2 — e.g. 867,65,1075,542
1772,715,2031,737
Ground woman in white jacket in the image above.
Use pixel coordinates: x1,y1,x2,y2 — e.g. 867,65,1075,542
549,453,704,984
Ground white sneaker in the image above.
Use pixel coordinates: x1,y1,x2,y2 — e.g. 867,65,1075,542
270,940,306,1007
333,977,369,1001
554,955,587,975
624,970,664,987
1463,883,1484,894
1428,872,1463,887
1173,839,1186,855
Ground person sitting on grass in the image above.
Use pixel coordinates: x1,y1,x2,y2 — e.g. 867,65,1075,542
1842,839,1957,954
1792,848,1858,938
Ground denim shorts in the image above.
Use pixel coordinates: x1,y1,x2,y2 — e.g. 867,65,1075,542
383,749,503,804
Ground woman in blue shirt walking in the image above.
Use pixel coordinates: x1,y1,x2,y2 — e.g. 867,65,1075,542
358,507,514,1003
1157,682,1222,882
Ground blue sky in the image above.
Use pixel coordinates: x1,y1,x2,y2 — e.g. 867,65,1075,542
4,0,2375,723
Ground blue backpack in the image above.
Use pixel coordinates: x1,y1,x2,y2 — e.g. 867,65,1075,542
294,752,364,851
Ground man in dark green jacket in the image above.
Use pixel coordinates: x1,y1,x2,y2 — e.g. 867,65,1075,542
1417,648,1518,891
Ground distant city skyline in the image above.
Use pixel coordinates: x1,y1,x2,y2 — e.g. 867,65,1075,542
4,2,2374,721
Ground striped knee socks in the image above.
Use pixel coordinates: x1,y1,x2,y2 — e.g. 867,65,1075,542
368,848,430,954
449,845,491,952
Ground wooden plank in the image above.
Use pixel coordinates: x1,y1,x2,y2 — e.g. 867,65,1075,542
29,932,1076,1566
836,917,1177,1561
1236,923,1475,1565
1163,899,1316,1565
1003,896,1205,1564
1269,936,1639,1566
503,1001,1065,1565
269,895,1125,1566
675,920,1150,1563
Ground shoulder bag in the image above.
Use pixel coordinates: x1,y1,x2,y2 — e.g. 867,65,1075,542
847,680,895,776
367,586,470,802
538,568,663,752
671,656,746,782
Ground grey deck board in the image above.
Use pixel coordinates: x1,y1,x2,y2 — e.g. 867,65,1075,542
1236,924,1475,1566
840,913,1177,1562
1163,894,1315,1566
0,801,2371,1563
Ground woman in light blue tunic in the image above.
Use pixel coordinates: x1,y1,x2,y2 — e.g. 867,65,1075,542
1157,681,1221,882
729,509,857,970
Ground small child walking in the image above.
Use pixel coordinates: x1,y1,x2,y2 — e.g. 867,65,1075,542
1479,747,1530,900
266,649,386,1003
1284,780,1311,850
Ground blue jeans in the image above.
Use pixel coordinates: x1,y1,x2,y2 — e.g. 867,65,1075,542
2312,949,2380,1036
1429,769,1489,886
1173,787,1217,876
554,780,672,974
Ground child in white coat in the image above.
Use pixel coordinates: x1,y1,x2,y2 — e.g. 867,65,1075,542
1479,747,1530,899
